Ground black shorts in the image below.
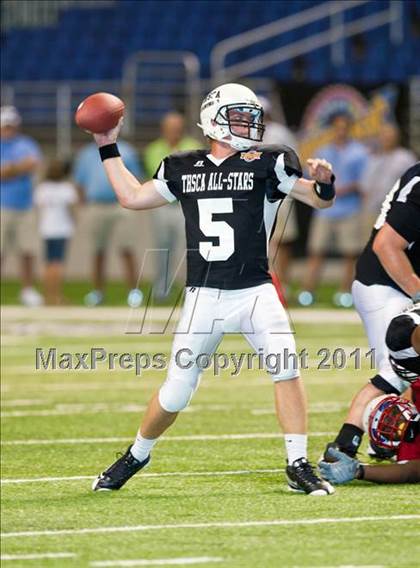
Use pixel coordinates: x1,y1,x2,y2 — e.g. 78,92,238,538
45,238,68,262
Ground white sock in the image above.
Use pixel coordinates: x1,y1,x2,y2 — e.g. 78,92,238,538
130,433,157,462
285,434,307,465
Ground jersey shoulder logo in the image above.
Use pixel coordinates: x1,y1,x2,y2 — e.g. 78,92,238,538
193,160,204,167
240,150,262,162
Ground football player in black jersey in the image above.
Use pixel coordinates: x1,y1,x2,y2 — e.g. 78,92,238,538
90,83,336,495
324,163,420,461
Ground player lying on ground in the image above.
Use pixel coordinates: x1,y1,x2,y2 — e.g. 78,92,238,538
320,305,420,484
91,83,336,495
324,163,420,459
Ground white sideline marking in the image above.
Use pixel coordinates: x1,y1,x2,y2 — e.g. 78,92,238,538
90,557,224,567
1,467,284,485
2,515,418,539
2,431,335,446
1,552,76,560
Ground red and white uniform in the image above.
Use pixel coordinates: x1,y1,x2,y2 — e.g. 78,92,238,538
397,379,420,461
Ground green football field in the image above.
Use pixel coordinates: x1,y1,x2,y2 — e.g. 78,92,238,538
1,306,419,568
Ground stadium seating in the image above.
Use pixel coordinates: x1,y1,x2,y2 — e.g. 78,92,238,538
2,0,419,82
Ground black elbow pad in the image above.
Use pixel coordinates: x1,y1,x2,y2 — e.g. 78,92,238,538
385,314,417,352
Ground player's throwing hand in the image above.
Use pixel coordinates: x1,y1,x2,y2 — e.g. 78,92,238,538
93,117,124,147
307,158,333,183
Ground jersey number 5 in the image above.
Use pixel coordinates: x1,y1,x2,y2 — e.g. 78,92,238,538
198,198,234,261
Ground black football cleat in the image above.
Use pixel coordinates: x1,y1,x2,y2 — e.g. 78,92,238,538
92,445,151,491
286,457,335,496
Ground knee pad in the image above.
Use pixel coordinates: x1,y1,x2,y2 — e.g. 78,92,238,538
385,314,417,352
158,378,196,413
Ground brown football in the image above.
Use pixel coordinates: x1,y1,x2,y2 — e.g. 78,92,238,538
75,92,125,134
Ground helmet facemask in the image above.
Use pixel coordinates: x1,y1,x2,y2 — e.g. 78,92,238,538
213,104,265,148
365,395,417,450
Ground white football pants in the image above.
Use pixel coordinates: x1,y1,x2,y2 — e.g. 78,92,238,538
158,282,299,413
352,279,412,394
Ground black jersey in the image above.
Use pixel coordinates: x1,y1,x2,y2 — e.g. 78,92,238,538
153,145,302,289
355,162,420,294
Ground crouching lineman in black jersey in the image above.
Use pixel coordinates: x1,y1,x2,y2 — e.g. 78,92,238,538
91,84,336,495
325,162,420,460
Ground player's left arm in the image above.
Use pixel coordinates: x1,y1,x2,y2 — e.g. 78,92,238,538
372,223,420,299
319,447,420,484
289,158,335,210
360,459,420,484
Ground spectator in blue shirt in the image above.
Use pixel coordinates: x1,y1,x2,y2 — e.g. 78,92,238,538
298,112,368,307
1,106,44,306
72,140,145,307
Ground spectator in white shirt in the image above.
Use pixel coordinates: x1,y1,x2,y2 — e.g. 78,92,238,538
361,123,417,239
34,160,78,305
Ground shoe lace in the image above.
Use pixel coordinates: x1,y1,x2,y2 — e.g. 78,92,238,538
115,449,139,466
297,461,320,484
113,451,131,467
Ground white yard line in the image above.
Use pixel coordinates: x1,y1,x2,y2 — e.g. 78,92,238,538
253,402,348,415
90,558,224,567
1,431,335,446
1,404,147,418
1,306,359,323
2,342,173,355
1,381,153,391
1,399,48,407
1,309,358,337
2,340,251,354
0,376,363,394
1,552,76,560
1,401,344,418
0,403,235,418
292,566,385,568
1,468,284,485
2,515,418,539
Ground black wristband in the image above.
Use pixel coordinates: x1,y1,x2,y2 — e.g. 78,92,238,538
314,174,336,201
356,464,365,480
99,143,120,161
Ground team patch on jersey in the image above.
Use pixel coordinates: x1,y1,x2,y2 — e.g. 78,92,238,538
240,150,262,162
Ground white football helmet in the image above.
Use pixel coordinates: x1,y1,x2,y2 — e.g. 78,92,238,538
198,83,265,151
